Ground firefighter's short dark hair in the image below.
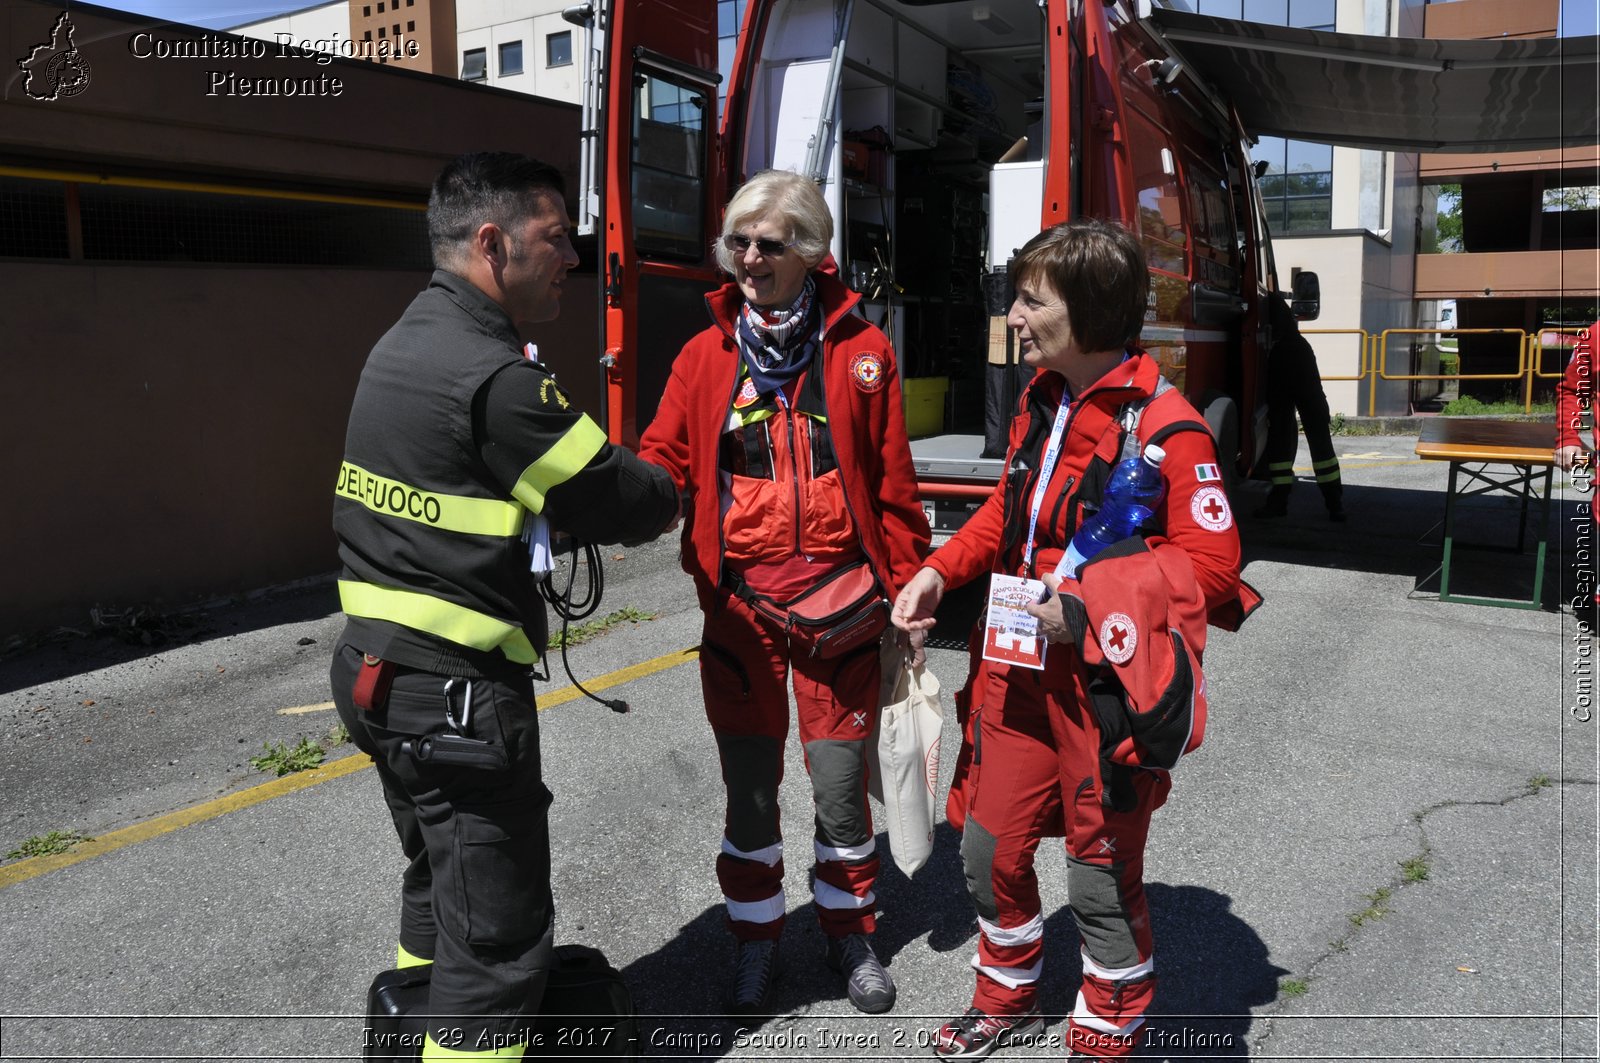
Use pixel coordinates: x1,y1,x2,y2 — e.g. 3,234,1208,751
1010,219,1149,354
428,152,567,271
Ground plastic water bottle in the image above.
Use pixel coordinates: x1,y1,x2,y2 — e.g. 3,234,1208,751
1057,444,1168,579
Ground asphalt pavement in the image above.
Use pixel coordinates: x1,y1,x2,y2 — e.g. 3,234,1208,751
0,434,1595,1062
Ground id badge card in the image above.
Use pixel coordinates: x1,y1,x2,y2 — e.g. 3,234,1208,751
982,573,1048,670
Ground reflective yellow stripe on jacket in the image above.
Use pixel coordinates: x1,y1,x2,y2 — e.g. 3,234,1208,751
510,416,607,514
336,461,525,537
337,581,539,664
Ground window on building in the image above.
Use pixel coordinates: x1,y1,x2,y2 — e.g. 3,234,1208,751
377,2,383,11
377,26,385,36
461,47,487,80
1252,135,1333,233
407,20,414,31
500,40,523,76
362,5,370,15
1288,0,1335,30
546,31,572,68
363,29,372,40
1199,0,1333,29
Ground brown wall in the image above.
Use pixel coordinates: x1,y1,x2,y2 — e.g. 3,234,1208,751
1,263,601,637
1424,0,1558,40
1415,249,1600,300
1,0,600,639
1422,145,1600,180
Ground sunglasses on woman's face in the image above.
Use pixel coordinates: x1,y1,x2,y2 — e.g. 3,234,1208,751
723,233,795,257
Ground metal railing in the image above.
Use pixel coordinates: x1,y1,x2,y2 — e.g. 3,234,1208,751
1302,327,1580,417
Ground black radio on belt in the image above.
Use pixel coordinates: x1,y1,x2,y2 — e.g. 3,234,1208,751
399,677,508,770
401,733,508,770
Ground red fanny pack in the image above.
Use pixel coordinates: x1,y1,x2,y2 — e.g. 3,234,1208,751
736,559,889,659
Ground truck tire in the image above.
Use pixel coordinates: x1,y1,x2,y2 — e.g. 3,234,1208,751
1201,391,1241,500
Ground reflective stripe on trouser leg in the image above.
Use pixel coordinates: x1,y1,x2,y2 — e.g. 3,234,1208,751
793,644,882,937
1068,952,1156,1058
1312,457,1341,484
397,943,434,969
712,732,788,942
964,815,1047,1011
701,601,793,943
1266,460,1295,487
959,667,1062,1016
806,736,879,936
1051,667,1170,1059
424,1032,528,1059
719,836,787,939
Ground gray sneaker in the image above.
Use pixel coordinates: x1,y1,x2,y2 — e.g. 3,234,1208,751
729,938,779,1016
825,932,896,1013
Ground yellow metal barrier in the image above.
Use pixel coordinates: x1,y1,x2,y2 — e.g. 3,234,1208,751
1298,328,1367,381
1376,328,1529,417
1296,325,1582,417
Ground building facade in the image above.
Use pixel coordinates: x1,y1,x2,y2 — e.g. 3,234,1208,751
1415,0,1599,399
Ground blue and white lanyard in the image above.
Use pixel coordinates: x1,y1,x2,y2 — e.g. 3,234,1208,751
1020,396,1072,574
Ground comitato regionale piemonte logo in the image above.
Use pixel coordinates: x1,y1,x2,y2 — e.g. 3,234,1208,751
17,12,93,101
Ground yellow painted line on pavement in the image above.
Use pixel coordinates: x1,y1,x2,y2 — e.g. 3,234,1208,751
0,753,373,890
0,647,702,890
279,700,334,715
537,646,700,711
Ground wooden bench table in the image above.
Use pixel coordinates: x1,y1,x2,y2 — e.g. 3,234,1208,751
1413,419,1557,609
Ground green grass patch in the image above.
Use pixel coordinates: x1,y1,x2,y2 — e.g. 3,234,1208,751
1279,978,1310,998
6,829,92,860
549,607,658,649
1349,886,1393,927
1439,395,1554,417
1401,855,1431,883
1528,772,1553,792
250,737,326,777
328,723,351,746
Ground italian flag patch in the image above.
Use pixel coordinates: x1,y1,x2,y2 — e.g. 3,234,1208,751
1195,463,1221,483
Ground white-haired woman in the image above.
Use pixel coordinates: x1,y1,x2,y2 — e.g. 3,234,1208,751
639,170,930,1018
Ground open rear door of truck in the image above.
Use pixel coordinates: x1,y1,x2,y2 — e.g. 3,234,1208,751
592,0,726,446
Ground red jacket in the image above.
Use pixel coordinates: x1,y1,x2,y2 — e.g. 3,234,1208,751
638,272,931,608
1556,322,1597,452
926,352,1245,621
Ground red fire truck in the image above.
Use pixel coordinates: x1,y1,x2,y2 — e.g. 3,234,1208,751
568,0,1318,533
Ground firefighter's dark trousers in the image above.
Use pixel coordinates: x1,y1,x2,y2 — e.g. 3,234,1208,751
957,657,1171,1057
332,637,554,1056
1263,357,1342,511
698,594,883,942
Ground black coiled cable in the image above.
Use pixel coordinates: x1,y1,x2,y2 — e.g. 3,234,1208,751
539,539,629,713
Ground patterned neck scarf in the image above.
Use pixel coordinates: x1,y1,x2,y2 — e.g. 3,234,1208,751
736,276,820,397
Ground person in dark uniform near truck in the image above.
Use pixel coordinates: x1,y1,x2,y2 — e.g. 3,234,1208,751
330,152,678,1062
1255,290,1345,521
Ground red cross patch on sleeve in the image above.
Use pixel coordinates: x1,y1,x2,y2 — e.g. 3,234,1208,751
850,351,886,392
1099,612,1138,664
1190,485,1234,531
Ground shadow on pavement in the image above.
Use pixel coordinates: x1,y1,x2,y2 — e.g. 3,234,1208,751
1241,484,1582,611
622,822,1281,1061
0,580,340,696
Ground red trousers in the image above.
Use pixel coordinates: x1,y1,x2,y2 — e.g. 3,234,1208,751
956,654,1171,1057
698,593,882,941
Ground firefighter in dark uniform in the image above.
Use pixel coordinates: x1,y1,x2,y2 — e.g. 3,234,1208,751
330,153,678,1061
1255,290,1344,521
